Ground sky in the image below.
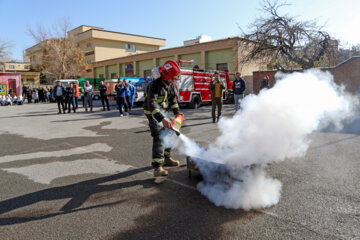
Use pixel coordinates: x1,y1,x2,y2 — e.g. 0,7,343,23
1,0,360,61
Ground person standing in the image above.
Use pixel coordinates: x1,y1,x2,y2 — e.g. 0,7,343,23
74,82,80,109
124,79,131,111
33,88,39,103
143,77,150,97
99,81,110,111
80,87,85,108
144,60,182,177
22,85,27,98
38,87,44,102
128,80,136,110
115,79,128,116
66,83,76,113
83,81,93,112
43,88,48,102
209,71,225,123
53,81,66,114
27,88,32,103
232,72,246,112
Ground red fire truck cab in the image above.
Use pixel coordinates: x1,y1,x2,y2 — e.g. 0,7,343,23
175,62,235,108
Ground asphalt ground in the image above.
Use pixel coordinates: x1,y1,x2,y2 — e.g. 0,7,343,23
0,102,359,240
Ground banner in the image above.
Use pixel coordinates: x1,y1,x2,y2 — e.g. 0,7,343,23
0,84,7,95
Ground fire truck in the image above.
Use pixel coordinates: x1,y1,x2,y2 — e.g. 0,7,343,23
174,61,235,108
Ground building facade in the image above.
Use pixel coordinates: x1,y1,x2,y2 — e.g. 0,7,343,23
25,25,166,78
0,62,40,86
92,37,268,94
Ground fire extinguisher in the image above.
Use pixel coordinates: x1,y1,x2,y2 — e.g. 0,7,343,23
170,113,184,136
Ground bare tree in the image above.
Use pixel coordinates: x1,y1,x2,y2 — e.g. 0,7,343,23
27,18,86,79
0,40,13,62
240,0,336,70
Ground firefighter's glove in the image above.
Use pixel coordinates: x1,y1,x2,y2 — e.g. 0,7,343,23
162,118,172,129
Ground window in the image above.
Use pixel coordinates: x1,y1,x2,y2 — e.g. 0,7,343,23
99,74,104,78
86,42,92,47
85,51,94,56
144,70,151,78
110,73,117,79
31,56,36,62
87,60,92,64
24,65,29,69
216,63,228,71
125,64,133,73
125,43,136,52
86,69,92,72
9,65,15,69
27,78,35,83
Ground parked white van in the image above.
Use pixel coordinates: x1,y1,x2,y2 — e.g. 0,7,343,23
54,79,79,88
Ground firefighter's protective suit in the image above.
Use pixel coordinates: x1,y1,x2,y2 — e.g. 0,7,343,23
144,77,180,168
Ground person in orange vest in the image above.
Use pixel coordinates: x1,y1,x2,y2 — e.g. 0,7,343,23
74,82,80,109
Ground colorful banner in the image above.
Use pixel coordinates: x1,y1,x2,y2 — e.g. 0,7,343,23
0,84,7,95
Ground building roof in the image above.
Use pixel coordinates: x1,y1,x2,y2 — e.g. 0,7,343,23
78,28,166,41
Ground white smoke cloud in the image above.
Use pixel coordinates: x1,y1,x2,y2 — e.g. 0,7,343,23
174,69,357,210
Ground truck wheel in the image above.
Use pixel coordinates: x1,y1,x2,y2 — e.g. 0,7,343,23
93,95,100,100
189,95,201,109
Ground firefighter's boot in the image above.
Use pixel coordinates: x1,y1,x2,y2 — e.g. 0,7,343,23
164,157,180,167
154,166,168,177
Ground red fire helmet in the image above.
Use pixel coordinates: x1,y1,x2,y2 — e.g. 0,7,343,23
159,60,181,80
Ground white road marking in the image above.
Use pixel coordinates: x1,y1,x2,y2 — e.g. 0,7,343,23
2,159,132,184
0,143,112,164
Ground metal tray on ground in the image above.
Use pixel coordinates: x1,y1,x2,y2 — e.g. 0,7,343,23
186,156,252,185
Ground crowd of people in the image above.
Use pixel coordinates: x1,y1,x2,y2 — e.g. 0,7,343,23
52,79,136,115
22,86,52,104
0,94,24,106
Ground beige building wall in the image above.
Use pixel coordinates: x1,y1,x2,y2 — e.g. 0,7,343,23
25,25,166,79
26,43,44,68
21,72,40,86
92,37,269,81
94,39,159,62
1,62,31,71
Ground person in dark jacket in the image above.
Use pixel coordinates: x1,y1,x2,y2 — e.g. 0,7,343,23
22,85,27,98
144,60,182,177
232,72,246,112
27,88,33,103
124,79,131,111
128,80,136,110
209,71,225,123
99,81,110,111
115,79,128,116
66,83,76,113
53,81,66,114
38,87,44,102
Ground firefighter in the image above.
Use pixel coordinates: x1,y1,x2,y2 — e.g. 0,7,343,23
144,60,182,177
